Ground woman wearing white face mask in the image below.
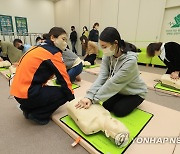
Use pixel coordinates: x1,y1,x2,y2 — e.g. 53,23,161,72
75,27,147,117
10,27,74,125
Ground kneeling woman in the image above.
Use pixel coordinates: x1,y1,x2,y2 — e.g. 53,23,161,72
80,35,98,65
10,27,74,125
147,42,180,79
76,27,147,117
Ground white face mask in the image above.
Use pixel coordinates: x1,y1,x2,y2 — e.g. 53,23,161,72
102,46,115,57
54,38,67,51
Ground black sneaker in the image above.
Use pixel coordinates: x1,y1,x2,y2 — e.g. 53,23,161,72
28,114,50,125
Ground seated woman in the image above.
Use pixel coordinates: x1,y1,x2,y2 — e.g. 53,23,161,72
10,27,74,125
147,42,180,80
62,48,83,82
76,27,147,118
80,35,98,65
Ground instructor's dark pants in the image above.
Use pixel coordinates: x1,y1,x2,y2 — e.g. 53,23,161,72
15,86,70,120
103,93,144,117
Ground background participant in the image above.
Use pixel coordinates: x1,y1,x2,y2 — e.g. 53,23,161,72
80,35,98,65
147,42,180,79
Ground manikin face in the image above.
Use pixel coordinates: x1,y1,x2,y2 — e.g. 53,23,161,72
104,117,129,147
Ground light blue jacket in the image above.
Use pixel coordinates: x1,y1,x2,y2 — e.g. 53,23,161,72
85,51,147,103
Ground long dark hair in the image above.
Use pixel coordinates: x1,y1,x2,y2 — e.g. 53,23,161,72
45,27,67,39
83,26,88,31
100,27,138,53
93,23,99,29
147,42,162,57
80,35,88,50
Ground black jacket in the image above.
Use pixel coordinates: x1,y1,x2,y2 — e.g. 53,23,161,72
159,42,180,75
70,31,77,42
88,29,99,42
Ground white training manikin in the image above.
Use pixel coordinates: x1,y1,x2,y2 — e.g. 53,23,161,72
9,65,16,74
0,60,11,68
161,74,180,90
67,98,130,148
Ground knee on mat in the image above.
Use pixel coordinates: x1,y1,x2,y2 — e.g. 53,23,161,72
113,108,131,117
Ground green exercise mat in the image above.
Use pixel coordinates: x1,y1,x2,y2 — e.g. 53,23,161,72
52,79,80,90
154,82,180,94
83,64,100,70
60,108,153,154
71,83,80,90
0,67,8,71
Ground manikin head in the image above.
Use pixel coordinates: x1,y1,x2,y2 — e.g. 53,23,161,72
104,116,129,147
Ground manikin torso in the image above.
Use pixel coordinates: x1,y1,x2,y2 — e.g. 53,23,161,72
161,74,180,90
67,98,129,147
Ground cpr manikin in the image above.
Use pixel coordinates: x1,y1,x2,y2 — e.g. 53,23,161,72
9,65,16,74
82,61,91,67
161,74,180,90
0,60,11,68
67,98,129,148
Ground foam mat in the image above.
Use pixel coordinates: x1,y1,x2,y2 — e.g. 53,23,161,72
52,79,80,90
154,83,180,94
0,67,8,71
60,108,153,154
83,64,100,69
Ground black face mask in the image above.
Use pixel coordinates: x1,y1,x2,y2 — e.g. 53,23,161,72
18,45,24,51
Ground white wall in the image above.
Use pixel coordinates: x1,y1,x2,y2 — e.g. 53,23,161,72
160,6,180,42
0,0,55,33
54,0,180,54
166,0,180,8
135,0,166,47
55,0,80,53
159,0,180,42
99,0,118,31
0,0,179,49
117,0,140,44
79,0,90,31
